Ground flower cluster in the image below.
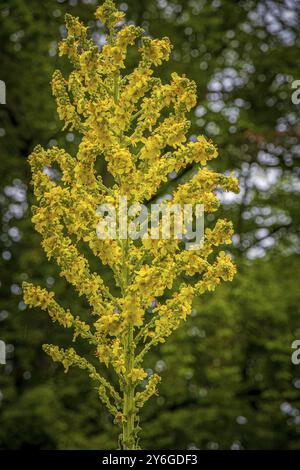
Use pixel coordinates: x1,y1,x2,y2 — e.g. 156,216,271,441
23,0,239,450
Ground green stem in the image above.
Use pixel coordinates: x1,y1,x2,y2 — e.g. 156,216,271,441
114,59,138,445
120,239,138,450
122,326,136,449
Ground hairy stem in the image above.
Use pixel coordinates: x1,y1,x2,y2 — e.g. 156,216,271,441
120,238,138,449
122,325,136,449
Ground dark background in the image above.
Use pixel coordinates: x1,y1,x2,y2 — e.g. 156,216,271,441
0,0,300,449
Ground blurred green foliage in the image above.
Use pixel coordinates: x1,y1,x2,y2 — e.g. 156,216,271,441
0,0,300,449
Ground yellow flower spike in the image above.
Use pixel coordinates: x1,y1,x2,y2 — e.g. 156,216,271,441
25,0,239,450
95,0,125,30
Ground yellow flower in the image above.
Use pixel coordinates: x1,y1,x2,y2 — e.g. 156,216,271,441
128,368,147,383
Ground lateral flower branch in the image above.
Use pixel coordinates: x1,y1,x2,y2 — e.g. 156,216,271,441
23,0,239,450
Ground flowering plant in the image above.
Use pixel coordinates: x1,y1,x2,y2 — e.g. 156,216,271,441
23,0,239,449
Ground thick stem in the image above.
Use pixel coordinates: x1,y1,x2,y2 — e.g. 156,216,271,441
115,58,138,445
122,326,137,449
120,239,138,450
